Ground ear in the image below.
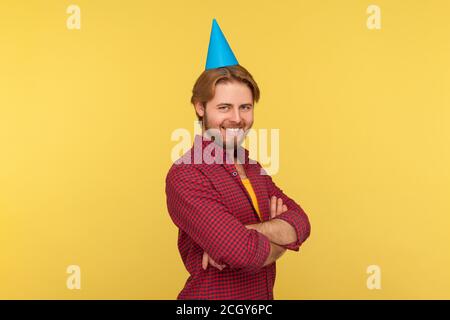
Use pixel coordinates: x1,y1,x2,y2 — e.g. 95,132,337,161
194,102,205,118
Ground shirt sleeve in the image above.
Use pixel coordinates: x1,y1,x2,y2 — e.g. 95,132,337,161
264,170,311,252
165,164,271,273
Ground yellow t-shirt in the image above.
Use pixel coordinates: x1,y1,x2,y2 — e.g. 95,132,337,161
241,178,263,221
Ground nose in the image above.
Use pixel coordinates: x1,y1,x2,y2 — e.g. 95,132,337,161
229,107,241,123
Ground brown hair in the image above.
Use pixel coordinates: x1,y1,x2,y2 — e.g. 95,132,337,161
190,64,260,121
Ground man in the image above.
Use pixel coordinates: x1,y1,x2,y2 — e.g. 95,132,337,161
165,19,311,300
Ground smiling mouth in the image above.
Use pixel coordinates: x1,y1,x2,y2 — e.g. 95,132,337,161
221,127,244,137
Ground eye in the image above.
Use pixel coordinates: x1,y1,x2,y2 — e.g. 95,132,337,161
218,106,229,110
241,105,253,110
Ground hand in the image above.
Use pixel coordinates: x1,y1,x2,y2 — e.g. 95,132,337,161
270,196,288,219
245,196,288,232
202,251,226,271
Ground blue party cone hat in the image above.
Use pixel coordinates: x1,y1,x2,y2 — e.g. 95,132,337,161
205,18,239,70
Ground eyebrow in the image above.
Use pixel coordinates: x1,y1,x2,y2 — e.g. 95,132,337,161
216,103,253,107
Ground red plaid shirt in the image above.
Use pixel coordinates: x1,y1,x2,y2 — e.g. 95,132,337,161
165,134,311,300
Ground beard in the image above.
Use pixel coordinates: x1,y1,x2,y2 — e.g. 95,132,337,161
202,112,246,152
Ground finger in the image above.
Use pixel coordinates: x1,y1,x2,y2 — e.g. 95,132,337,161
212,263,224,270
202,252,208,270
277,198,283,215
270,196,277,218
282,204,288,212
212,259,226,269
209,259,224,270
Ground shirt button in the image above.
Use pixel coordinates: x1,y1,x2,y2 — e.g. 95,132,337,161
232,172,238,176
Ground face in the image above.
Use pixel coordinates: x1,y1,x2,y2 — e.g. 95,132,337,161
195,80,254,150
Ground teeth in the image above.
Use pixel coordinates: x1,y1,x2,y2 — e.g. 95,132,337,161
222,127,243,136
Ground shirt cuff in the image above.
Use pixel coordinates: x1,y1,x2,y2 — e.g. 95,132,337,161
243,229,271,272
274,209,311,252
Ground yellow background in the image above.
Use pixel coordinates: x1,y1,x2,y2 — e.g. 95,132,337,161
1,0,449,299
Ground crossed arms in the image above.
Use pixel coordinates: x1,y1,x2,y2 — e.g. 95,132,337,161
165,165,311,273
204,196,299,270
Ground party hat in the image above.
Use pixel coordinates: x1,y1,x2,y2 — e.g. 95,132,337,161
205,18,239,70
